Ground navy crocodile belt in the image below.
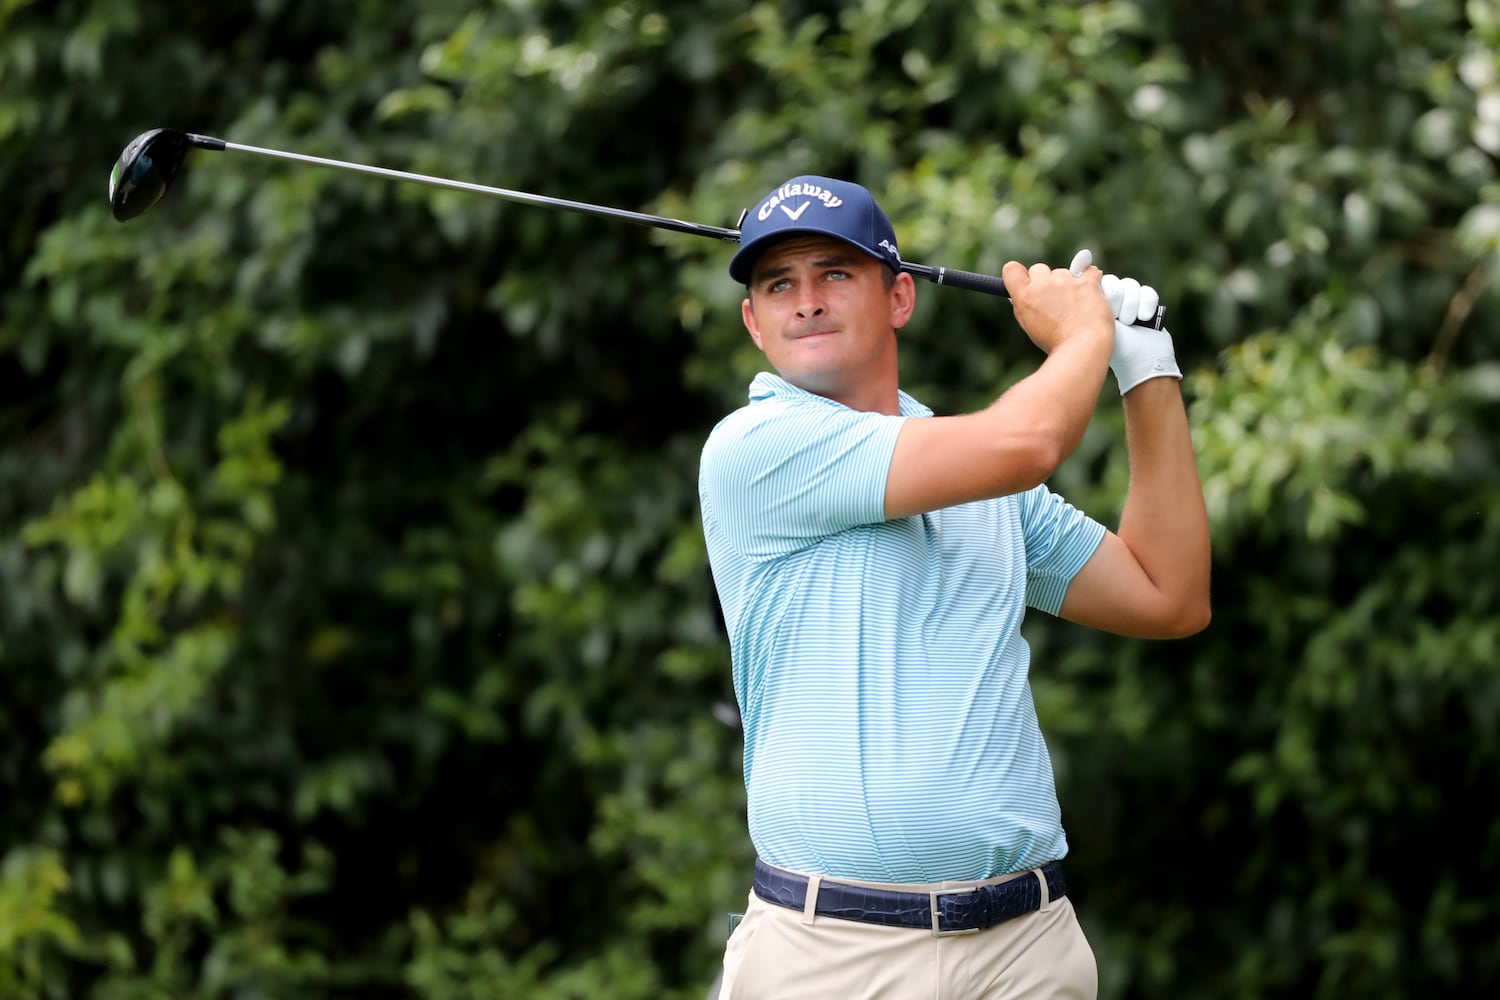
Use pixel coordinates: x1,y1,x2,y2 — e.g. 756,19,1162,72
752,858,1067,936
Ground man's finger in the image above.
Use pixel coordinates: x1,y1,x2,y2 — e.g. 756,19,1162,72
1001,260,1031,292
1069,248,1092,277
1101,273,1123,316
1117,277,1142,325
1137,284,1161,322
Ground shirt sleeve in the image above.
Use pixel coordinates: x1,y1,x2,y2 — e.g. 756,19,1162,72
700,400,906,561
1019,484,1108,615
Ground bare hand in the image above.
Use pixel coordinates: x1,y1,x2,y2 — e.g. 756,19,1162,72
1001,253,1114,357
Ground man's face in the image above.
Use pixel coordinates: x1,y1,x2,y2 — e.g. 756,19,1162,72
741,235,915,405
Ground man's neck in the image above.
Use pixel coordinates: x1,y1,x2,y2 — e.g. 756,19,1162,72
783,349,902,415
827,382,901,415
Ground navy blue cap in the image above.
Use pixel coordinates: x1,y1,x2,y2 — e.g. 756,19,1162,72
729,175,901,285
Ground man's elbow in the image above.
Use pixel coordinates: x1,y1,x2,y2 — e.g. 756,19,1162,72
1159,596,1211,638
1006,434,1070,493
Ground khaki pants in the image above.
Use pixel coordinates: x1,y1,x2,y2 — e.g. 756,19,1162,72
718,867,1098,999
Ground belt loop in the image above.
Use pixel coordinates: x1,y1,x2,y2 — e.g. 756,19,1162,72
1035,867,1050,909
801,875,822,925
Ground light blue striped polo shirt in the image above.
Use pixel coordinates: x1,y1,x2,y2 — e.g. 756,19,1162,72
699,372,1107,884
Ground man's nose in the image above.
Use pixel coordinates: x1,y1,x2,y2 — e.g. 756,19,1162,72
794,286,825,317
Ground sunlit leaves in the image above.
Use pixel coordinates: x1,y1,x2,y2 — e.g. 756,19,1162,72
1192,327,1459,542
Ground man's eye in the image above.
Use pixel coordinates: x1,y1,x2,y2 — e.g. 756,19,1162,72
768,279,792,293
826,270,849,281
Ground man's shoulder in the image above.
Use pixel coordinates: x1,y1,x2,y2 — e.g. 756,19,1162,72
702,396,804,475
704,379,830,448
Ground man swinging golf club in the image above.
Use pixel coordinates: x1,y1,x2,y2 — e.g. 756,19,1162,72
698,175,1211,998
104,129,1204,994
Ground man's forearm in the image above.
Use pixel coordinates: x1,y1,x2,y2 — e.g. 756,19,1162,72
988,331,1113,463
1117,379,1212,623
883,330,1111,520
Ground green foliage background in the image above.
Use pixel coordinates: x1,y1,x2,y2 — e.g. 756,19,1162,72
3,0,1497,997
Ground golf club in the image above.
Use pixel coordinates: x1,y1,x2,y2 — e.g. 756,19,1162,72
108,128,1165,329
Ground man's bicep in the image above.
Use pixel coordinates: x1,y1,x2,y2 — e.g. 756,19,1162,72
1057,530,1182,638
884,414,1057,520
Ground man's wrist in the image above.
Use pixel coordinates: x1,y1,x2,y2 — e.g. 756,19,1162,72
1119,369,1183,397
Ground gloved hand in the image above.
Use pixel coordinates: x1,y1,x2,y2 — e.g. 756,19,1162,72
1101,272,1180,395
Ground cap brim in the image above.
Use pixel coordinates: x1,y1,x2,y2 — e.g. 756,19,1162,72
730,229,893,285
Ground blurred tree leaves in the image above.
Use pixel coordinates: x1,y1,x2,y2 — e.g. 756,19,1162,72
2,1,1497,998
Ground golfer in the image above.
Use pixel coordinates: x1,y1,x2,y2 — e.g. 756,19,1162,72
698,176,1211,998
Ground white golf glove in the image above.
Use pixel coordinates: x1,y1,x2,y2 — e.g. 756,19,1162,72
1101,272,1180,395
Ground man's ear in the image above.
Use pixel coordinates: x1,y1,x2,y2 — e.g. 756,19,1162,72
742,297,764,350
890,272,917,330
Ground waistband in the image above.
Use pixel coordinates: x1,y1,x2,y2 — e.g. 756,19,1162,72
752,858,1067,936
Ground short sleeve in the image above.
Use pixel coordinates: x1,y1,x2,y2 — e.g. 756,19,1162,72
1019,484,1108,615
700,400,906,562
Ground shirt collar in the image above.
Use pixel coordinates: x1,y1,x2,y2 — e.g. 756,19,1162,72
746,371,933,418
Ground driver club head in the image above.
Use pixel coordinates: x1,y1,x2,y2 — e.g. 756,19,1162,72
108,128,193,222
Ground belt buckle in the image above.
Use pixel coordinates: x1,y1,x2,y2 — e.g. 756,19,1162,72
928,886,980,937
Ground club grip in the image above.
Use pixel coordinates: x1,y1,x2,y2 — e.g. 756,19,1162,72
917,264,1165,329
925,265,1010,298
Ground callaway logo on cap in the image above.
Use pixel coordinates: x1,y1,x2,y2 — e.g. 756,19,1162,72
729,175,901,285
